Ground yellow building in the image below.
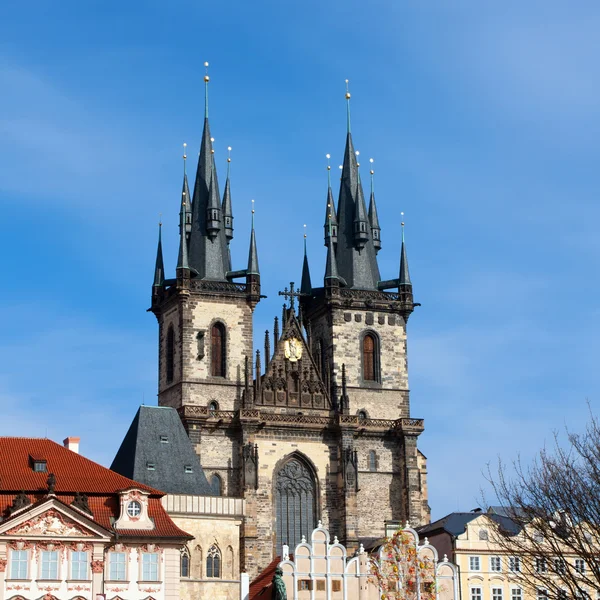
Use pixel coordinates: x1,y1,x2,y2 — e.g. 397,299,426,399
418,509,596,600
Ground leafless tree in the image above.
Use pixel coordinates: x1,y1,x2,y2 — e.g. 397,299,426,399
485,412,600,600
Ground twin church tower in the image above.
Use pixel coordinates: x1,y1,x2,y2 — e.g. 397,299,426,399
149,68,430,576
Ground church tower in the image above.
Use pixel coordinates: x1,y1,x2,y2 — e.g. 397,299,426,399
150,66,261,498
149,72,429,580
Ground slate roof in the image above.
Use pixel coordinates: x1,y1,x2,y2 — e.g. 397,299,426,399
417,510,521,537
110,405,213,496
0,437,189,539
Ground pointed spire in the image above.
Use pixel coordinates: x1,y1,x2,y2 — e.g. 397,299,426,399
177,199,190,271
323,154,338,247
345,79,351,134
325,218,340,283
188,62,229,280
353,162,370,250
222,146,234,244
153,221,165,287
247,200,260,275
273,316,279,353
181,143,192,236
368,158,381,253
333,85,380,290
301,225,312,295
204,61,209,119
264,330,270,366
399,215,411,285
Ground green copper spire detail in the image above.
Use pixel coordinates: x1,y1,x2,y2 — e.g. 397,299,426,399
153,222,165,287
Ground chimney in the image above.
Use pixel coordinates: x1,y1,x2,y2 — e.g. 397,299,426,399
63,437,80,454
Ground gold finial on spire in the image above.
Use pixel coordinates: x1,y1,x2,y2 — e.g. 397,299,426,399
345,79,351,133
401,211,405,229
251,198,255,214
183,142,187,175
210,137,215,154
204,61,210,83
326,153,331,170
304,223,307,239
204,62,210,118
369,157,374,193
227,146,232,163
159,212,162,227
355,150,360,167
369,157,374,175
345,79,350,100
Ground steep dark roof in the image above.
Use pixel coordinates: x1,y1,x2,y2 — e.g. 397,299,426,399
417,511,521,537
110,406,213,496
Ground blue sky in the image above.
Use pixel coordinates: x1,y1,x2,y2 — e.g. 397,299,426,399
1,1,600,520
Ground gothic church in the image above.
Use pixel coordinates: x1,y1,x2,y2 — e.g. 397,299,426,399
149,72,430,578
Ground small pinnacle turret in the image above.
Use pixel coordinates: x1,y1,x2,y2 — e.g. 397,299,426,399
223,147,234,244
247,203,259,276
153,223,165,288
323,156,338,247
301,230,312,295
353,170,370,250
368,161,381,253
177,200,190,271
180,143,192,238
399,222,411,285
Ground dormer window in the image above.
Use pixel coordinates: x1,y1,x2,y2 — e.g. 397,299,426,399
160,436,168,443
184,465,193,474
33,460,47,472
147,462,155,471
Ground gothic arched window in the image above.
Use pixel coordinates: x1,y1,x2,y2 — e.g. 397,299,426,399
180,548,190,577
166,325,175,383
369,450,377,472
275,456,317,555
362,332,379,382
206,545,221,578
211,323,226,377
211,474,222,496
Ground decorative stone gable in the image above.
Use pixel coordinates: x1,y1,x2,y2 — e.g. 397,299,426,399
6,508,93,537
255,309,329,411
113,488,154,530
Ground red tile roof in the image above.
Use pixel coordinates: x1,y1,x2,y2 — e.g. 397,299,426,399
0,438,190,540
249,556,283,600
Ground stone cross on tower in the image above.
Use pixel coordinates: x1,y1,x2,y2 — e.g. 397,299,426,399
277,281,308,312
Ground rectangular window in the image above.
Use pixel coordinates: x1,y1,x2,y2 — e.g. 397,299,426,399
537,589,549,600
332,580,342,592
558,591,568,600
33,461,47,472
40,550,59,579
490,556,502,572
470,556,481,571
492,588,504,600
575,559,586,574
554,558,566,574
71,551,88,580
471,587,482,600
10,550,28,579
512,588,523,600
142,553,159,581
160,435,168,443
184,465,193,474
298,580,312,591
109,552,126,581
147,462,155,471
509,556,521,572
535,557,547,573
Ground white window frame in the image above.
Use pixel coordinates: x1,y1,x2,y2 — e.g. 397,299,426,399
492,587,504,600
537,588,549,600
70,550,89,580
141,552,160,582
535,557,548,573
511,587,523,600
10,549,28,579
109,552,127,581
470,556,481,571
575,558,586,574
471,587,483,600
39,550,59,580
509,556,521,573
490,556,502,572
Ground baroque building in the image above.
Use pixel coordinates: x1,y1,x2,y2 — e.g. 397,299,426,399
149,71,431,579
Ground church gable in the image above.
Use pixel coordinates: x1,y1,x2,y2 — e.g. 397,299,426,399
256,309,330,411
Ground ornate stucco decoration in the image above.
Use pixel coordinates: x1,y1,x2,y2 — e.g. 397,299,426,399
7,509,92,537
